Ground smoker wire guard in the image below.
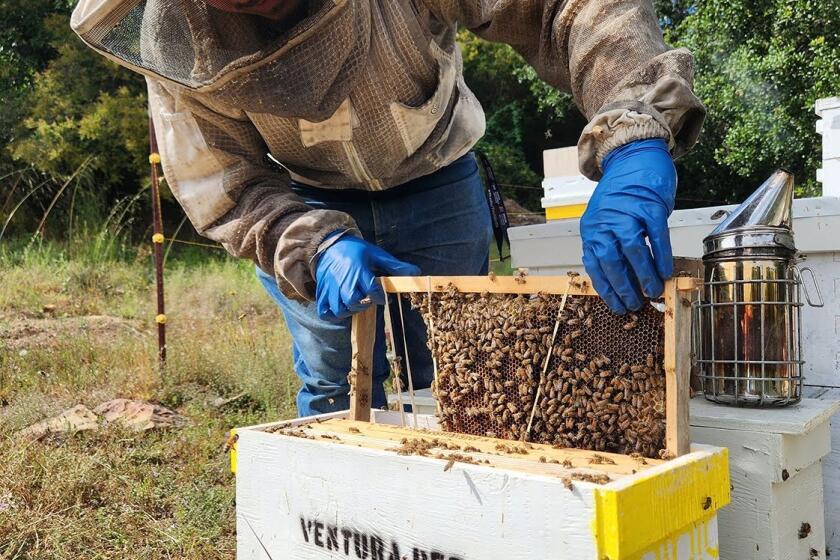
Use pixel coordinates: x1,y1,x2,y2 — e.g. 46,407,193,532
693,263,823,407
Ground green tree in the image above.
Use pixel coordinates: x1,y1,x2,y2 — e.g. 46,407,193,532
667,0,840,204
0,0,75,146
9,16,148,186
459,30,584,211
3,12,148,237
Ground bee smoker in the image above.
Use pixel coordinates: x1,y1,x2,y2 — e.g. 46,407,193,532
695,170,823,407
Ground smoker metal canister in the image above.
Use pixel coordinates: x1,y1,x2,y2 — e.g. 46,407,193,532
695,170,823,407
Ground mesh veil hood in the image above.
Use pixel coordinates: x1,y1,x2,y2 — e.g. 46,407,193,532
71,0,372,120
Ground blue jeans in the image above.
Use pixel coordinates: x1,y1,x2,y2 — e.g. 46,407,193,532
257,154,492,416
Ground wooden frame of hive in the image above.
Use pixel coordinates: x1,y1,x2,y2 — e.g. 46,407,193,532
349,273,700,458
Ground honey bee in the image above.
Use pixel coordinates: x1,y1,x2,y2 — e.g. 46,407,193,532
223,433,239,454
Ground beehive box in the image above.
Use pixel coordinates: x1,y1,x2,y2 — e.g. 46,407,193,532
234,410,730,560
233,273,731,559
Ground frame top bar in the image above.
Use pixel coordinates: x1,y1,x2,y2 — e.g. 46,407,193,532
381,275,698,296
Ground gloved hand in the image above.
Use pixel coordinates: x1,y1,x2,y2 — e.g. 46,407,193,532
580,138,676,314
314,233,421,322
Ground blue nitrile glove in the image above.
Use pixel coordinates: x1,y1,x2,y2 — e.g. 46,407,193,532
580,138,676,315
314,233,421,322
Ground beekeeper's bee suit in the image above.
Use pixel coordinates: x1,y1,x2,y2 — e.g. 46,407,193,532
72,0,705,415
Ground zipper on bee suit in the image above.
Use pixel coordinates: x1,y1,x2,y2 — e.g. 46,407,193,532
342,141,382,190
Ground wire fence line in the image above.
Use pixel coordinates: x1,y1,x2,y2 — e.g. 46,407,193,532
500,182,730,206
499,182,543,191
165,237,224,250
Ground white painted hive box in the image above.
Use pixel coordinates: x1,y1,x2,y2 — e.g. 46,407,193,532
234,410,730,560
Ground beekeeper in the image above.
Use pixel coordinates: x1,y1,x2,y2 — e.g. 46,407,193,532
72,0,705,416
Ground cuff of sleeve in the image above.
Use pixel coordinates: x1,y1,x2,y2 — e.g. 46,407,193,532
578,107,671,181
273,209,359,302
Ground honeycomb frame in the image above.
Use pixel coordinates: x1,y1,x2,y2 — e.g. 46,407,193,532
351,274,697,458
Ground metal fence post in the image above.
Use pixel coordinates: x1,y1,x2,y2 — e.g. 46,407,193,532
148,116,166,369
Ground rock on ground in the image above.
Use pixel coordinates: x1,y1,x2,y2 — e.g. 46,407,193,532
18,404,99,440
94,399,186,431
18,400,185,440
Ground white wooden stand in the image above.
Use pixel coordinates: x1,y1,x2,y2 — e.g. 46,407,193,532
808,387,840,555
689,398,839,560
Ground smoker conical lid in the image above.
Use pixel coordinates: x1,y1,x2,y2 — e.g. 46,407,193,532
703,170,796,256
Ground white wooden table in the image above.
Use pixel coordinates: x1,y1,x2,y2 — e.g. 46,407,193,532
690,397,840,560
805,387,840,556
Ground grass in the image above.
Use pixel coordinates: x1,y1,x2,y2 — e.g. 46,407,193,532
0,242,297,559
0,236,512,559
490,241,514,276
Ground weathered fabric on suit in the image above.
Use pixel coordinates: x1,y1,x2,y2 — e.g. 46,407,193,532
72,0,705,300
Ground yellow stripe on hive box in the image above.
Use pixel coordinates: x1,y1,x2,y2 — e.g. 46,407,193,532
542,146,596,221
546,203,589,220
592,446,730,560
227,429,239,474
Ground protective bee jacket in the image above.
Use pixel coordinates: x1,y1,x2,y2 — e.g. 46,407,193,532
71,0,705,300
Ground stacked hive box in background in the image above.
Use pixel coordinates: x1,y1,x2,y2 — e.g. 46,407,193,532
540,146,597,220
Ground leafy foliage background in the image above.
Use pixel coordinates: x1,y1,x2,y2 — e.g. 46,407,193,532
2,0,838,239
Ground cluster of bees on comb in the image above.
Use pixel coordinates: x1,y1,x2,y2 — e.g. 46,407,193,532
407,280,667,459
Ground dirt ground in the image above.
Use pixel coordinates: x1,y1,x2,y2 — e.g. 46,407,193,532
0,312,147,351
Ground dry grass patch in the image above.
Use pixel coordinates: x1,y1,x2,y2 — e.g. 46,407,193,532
0,251,298,559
